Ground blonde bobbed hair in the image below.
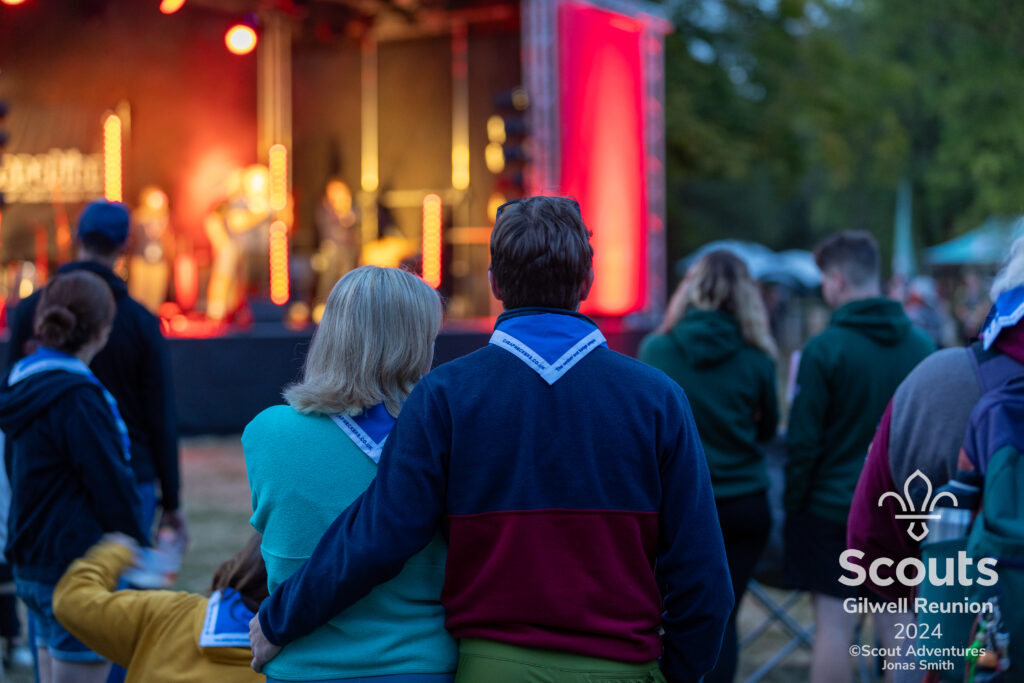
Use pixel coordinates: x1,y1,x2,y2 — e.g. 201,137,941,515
284,266,442,417
659,250,778,358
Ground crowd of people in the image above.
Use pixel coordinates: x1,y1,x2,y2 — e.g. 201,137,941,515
1,195,1023,683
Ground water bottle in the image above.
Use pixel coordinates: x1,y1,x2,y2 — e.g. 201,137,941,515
929,470,982,543
123,527,184,589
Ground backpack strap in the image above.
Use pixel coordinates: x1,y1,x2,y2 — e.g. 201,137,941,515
969,340,1024,393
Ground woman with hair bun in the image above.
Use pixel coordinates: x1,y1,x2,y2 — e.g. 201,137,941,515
0,270,148,683
639,249,779,683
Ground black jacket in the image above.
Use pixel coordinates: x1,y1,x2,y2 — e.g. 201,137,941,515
0,362,148,583
7,262,180,510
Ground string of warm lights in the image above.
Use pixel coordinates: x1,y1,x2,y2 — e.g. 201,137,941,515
268,143,287,211
421,194,442,289
269,220,289,305
103,113,122,202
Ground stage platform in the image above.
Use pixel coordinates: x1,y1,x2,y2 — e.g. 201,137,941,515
0,318,649,435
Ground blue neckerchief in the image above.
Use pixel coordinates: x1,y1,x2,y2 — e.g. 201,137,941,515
982,285,1024,350
331,402,397,464
199,588,255,648
489,311,607,385
9,347,131,463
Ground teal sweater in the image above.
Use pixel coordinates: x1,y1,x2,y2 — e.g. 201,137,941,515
639,309,779,499
243,405,456,681
785,298,935,523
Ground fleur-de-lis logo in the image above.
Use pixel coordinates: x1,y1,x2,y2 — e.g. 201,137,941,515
878,469,957,542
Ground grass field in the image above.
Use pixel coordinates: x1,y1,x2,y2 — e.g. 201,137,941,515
8,437,839,682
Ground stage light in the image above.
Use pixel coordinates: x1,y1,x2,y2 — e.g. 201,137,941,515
485,142,505,174
1,0,28,6
487,115,506,144
269,220,289,305
141,187,168,212
174,253,198,311
421,194,442,289
487,192,506,223
225,25,257,55
452,144,470,190
268,144,287,211
103,113,123,202
159,0,185,14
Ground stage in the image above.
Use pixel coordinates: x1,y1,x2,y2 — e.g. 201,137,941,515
0,319,649,435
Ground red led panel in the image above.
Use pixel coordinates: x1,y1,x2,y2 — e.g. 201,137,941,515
559,2,647,316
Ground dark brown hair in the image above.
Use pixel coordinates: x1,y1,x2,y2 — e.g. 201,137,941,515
814,231,880,289
489,196,593,310
210,533,268,613
33,271,116,354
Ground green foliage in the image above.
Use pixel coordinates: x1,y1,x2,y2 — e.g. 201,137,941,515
664,0,1024,273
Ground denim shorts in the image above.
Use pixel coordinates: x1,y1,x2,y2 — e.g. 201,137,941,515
15,577,106,662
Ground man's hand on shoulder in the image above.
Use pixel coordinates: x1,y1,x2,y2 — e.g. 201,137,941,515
249,614,282,673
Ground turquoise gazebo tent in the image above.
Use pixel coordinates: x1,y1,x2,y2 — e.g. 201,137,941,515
926,215,1024,265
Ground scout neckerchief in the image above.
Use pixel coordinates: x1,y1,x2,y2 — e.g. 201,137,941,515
9,347,131,463
983,284,1024,350
489,311,607,385
199,588,255,648
331,402,396,464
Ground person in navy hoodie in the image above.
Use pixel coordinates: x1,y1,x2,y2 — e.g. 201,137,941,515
249,196,734,683
0,270,148,683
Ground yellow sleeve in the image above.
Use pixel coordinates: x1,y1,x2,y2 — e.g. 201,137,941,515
52,541,193,667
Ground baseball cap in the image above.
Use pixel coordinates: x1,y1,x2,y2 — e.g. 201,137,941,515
78,200,130,246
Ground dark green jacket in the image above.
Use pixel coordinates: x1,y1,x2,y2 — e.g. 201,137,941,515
784,297,935,523
639,309,779,499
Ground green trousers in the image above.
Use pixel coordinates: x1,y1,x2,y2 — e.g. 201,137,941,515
454,639,667,683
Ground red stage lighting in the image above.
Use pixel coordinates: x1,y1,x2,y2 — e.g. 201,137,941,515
159,0,185,14
174,252,198,311
0,0,28,6
225,25,257,55
560,3,646,316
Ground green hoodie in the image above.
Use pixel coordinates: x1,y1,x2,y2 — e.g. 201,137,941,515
639,309,778,499
784,297,935,523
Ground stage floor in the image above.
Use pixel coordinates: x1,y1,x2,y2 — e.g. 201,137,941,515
0,318,649,435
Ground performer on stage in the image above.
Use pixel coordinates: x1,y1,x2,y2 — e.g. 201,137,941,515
313,179,360,306
204,166,289,322
128,186,173,314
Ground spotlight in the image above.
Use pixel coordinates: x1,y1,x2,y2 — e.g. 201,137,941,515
159,0,185,14
225,24,257,55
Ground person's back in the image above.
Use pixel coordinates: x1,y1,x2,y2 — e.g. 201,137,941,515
787,296,934,521
245,266,455,683
0,271,149,683
250,196,733,683
6,201,181,536
431,318,721,657
784,231,933,683
245,408,454,681
640,305,777,498
639,250,779,683
53,535,266,683
848,236,1024,601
